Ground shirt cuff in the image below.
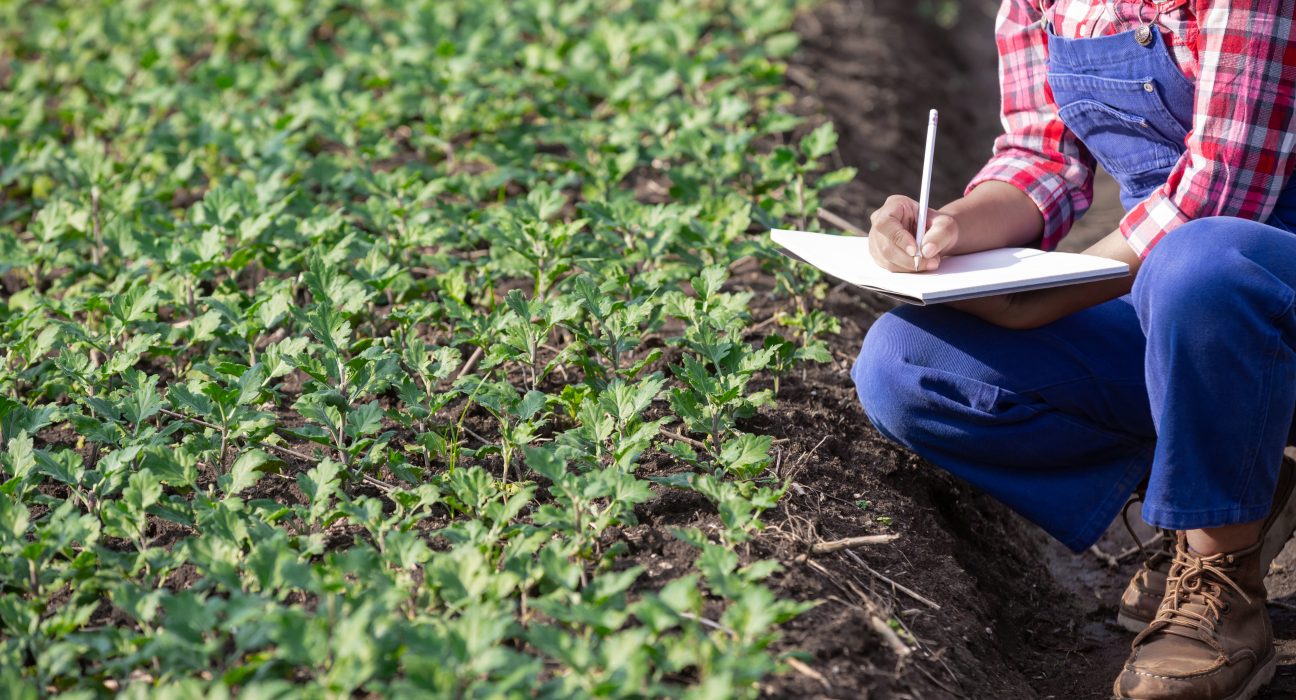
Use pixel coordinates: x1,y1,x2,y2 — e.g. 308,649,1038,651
1120,194,1190,259
966,156,1086,251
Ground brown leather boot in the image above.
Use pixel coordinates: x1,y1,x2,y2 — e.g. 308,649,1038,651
1117,457,1296,632
1118,528,1175,633
1112,534,1275,700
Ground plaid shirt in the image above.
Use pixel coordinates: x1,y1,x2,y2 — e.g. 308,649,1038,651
968,0,1296,256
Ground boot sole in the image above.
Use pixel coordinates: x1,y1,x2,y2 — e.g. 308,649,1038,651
1111,651,1276,700
1232,653,1278,700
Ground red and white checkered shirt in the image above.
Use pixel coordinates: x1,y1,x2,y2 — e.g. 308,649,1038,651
967,0,1296,256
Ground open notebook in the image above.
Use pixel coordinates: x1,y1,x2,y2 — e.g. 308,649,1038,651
770,229,1130,305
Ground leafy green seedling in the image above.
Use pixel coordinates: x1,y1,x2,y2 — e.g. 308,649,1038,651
459,379,548,482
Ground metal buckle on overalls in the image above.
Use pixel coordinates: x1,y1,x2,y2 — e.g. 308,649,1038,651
1133,1,1164,46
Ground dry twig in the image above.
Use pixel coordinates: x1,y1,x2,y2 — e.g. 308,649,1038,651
807,533,900,555
661,429,707,451
843,549,942,611
750,314,782,333
726,254,756,273
680,612,736,637
457,424,492,447
455,346,485,380
785,65,816,90
785,658,830,689
791,435,830,476
817,207,868,236
1114,533,1164,564
1089,544,1120,569
806,559,912,658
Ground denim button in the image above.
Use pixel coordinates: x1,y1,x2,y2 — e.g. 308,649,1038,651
1144,82,1155,92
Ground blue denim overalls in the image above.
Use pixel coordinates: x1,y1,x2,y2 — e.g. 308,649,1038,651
852,22,1296,550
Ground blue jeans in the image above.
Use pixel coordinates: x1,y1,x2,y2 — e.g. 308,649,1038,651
853,219,1296,551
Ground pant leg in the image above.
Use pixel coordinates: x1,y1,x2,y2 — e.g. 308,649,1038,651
853,298,1156,551
1134,217,1296,530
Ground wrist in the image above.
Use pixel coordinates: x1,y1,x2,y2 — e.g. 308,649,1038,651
949,181,1045,252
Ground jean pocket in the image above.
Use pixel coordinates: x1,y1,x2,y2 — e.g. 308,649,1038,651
1057,99,1183,195
1048,72,1193,139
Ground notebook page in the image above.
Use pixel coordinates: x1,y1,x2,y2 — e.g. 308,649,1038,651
769,229,1128,302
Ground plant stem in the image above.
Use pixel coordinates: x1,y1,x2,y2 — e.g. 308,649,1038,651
91,185,102,267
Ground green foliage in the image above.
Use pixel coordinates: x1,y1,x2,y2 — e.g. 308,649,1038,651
0,0,855,694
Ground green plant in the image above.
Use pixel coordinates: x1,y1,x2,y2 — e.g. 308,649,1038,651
0,0,855,693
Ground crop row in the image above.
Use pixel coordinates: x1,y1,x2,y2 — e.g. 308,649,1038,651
0,0,851,696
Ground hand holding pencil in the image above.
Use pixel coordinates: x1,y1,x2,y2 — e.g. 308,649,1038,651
864,108,960,273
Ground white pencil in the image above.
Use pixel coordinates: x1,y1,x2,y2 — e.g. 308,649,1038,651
914,109,939,271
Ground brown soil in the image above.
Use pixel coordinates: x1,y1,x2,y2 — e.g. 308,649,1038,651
762,1,1296,698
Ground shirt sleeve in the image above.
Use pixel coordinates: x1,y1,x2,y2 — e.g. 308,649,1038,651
1121,0,1296,258
966,0,1097,250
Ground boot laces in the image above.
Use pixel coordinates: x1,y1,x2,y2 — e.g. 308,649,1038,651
1120,493,1172,569
1152,546,1252,641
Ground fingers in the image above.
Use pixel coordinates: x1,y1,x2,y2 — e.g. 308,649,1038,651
871,217,921,271
917,211,959,267
868,196,922,272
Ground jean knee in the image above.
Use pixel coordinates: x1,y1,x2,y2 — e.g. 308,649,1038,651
853,311,926,443
1135,217,1290,324
1133,217,1219,303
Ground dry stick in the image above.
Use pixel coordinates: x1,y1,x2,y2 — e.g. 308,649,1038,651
749,314,782,333
838,575,917,661
793,435,830,473
458,424,492,447
780,435,831,487
804,558,912,658
660,429,707,451
785,657,831,690
843,548,942,611
868,614,913,659
911,657,967,698
679,612,736,637
825,587,911,659
726,254,756,273
808,533,900,555
785,65,816,90
158,407,396,494
455,346,484,380
1089,544,1120,569
1114,533,1164,564
817,207,868,236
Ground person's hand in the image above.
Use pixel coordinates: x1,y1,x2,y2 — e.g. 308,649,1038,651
867,194,959,272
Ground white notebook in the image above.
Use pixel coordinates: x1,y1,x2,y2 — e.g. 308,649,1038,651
770,229,1129,305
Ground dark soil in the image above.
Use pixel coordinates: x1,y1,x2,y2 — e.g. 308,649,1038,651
759,1,1296,698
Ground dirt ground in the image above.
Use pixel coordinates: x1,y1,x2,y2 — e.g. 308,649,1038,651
762,1,1296,697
